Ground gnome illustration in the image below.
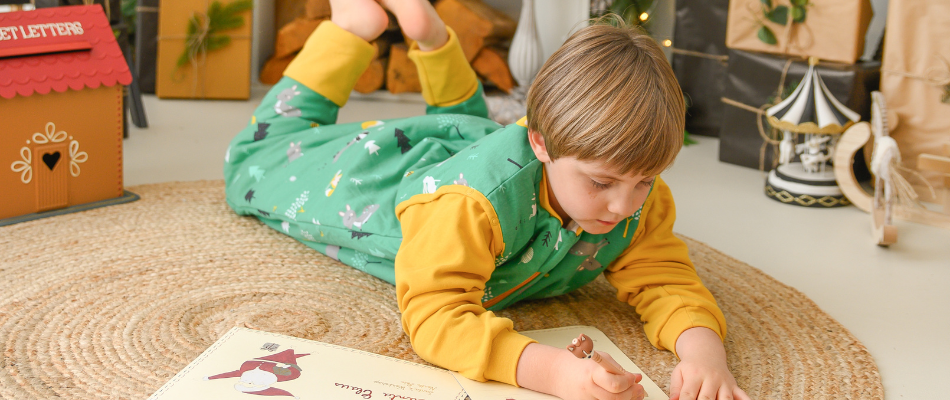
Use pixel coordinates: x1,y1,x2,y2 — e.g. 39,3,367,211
204,349,309,398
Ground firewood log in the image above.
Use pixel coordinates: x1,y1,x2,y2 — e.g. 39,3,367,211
434,0,516,61
386,43,422,93
260,54,297,85
275,0,307,32
274,17,326,60
306,0,331,19
472,46,515,93
355,58,388,94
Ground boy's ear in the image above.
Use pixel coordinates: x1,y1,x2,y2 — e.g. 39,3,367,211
527,129,552,163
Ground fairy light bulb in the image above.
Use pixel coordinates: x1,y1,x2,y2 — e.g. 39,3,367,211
663,39,672,47
639,12,649,21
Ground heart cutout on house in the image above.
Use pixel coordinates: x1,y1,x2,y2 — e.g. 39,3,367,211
42,152,61,171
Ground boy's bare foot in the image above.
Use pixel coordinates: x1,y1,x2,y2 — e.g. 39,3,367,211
379,0,449,51
330,0,389,42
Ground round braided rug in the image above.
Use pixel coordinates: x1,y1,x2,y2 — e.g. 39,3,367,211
0,181,882,399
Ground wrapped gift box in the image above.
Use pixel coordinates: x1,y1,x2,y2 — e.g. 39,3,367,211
725,0,873,65
718,49,879,174
155,0,252,99
880,0,950,189
671,0,729,137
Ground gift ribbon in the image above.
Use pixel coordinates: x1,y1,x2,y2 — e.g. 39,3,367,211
669,47,729,65
882,58,950,104
745,0,815,57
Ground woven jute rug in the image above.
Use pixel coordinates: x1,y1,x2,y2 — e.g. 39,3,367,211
0,180,883,399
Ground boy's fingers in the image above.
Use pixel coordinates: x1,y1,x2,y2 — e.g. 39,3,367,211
714,384,735,400
668,367,684,400
734,386,752,400
672,375,703,400
591,368,636,394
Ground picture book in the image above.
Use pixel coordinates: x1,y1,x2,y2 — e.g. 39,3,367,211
148,326,668,400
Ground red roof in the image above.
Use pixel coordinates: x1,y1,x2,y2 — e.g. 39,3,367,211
0,5,132,99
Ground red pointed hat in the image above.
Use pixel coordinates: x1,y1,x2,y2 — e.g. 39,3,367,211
254,349,309,365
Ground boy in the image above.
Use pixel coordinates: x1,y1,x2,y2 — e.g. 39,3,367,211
224,1,749,399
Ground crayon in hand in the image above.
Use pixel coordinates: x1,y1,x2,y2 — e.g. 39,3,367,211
566,333,625,375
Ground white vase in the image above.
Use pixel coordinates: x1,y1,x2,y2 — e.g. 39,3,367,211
508,0,543,91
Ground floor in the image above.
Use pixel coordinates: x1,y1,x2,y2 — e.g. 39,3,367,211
125,85,949,400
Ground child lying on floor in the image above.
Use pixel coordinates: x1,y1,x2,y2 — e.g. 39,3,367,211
224,1,749,399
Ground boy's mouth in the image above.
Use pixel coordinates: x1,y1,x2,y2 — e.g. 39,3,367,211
596,220,620,226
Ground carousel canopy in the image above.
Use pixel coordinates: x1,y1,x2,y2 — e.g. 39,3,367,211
766,60,861,134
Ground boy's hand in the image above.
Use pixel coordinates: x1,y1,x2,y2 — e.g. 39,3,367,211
518,343,645,400
670,328,751,400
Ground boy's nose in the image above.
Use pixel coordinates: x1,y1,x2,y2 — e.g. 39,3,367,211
608,190,645,217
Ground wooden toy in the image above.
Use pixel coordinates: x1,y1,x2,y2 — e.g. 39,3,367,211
834,92,950,245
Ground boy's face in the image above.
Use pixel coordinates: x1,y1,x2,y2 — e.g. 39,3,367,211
528,131,655,235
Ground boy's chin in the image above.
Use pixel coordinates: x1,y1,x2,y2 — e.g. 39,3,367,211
578,220,616,234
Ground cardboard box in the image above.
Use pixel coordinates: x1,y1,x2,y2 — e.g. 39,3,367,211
0,5,131,220
718,49,879,173
725,0,873,65
155,0,252,99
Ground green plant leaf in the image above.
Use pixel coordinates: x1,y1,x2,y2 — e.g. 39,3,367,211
683,130,698,146
760,0,772,8
790,0,808,6
758,25,778,45
206,35,231,51
767,5,789,25
792,6,806,23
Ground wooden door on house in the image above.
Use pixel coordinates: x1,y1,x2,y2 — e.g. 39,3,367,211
34,143,69,212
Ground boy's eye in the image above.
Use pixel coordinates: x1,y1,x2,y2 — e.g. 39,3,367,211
639,180,655,188
591,180,612,190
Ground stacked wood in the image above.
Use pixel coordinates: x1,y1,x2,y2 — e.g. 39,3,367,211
434,0,517,62
471,46,515,93
274,17,326,59
386,43,422,94
262,0,518,95
355,39,393,94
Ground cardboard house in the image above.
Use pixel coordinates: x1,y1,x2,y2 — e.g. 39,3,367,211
0,5,132,221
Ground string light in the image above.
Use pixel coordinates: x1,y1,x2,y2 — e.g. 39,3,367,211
663,39,672,47
639,12,649,21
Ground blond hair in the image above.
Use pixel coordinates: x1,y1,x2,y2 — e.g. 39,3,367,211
526,16,685,176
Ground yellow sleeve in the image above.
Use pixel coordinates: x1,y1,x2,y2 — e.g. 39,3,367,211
603,177,727,357
407,27,480,107
395,188,536,385
283,21,376,107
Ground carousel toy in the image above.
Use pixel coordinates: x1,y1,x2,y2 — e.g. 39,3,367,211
764,57,861,207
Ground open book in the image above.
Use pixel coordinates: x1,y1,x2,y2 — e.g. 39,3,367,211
148,326,668,400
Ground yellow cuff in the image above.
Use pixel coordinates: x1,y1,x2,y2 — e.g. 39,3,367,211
407,27,480,107
657,307,726,358
483,331,537,386
283,21,376,107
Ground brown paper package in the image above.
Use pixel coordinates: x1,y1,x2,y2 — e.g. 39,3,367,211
725,0,873,64
156,0,253,100
880,0,950,188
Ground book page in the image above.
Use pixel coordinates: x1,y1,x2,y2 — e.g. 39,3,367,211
452,326,669,400
148,327,467,400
